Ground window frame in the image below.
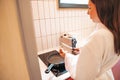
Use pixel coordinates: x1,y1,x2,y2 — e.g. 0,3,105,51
59,0,88,8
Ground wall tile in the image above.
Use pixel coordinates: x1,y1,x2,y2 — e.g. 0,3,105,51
50,19,56,34
41,36,48,50
40,20,46,36
55,18,60,33
56,34,60,46
59,18,65,33
47,36,52,48
49,0,55,18
31,1,39,19
45,19,51,35
31,0,95,52
51,35,57,47
33,20,41,37
54,1,59,18
43,0,50,18
36,37,43,51
59,10,64,18
38,1,45,19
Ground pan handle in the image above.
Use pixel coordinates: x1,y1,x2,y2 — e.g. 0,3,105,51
45,64,54,73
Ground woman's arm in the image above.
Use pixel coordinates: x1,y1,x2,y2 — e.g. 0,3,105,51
59,48,79,79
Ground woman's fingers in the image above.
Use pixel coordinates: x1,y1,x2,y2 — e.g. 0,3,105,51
59,48,65,58
72,48,80,51
59,48,80,56
72,48,80,55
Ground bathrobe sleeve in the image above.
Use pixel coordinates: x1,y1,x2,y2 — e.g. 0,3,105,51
65,30,105,80
65,53,79,78
75,31,105,80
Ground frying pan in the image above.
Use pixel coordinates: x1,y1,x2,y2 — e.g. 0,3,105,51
45,53,64,73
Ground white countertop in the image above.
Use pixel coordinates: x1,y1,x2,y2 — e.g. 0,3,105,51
38,48,71,80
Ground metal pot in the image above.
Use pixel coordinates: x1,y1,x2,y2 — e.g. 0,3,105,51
45,53,64,73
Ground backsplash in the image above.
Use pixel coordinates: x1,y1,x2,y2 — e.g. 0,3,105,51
30,0,96,52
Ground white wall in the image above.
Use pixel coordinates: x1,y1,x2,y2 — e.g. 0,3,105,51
0,0,29,80
17,0,42,80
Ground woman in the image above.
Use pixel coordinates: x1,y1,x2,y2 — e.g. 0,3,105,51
59,0,120,80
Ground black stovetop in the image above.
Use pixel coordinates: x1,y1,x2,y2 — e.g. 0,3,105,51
38,50,67,77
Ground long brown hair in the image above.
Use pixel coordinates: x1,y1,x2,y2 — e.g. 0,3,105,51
91,0,120,55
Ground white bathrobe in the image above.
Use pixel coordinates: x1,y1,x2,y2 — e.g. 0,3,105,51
65,23,120,80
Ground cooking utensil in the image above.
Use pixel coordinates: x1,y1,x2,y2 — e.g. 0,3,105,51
45,53,64,73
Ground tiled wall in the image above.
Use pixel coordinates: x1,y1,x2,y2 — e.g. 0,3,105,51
30,0,96,52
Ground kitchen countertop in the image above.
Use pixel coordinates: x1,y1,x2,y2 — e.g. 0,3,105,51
38,48,71,80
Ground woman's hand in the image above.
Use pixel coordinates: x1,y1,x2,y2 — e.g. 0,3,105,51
59,48,80,57
72,48,80,55
59,48,65,58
